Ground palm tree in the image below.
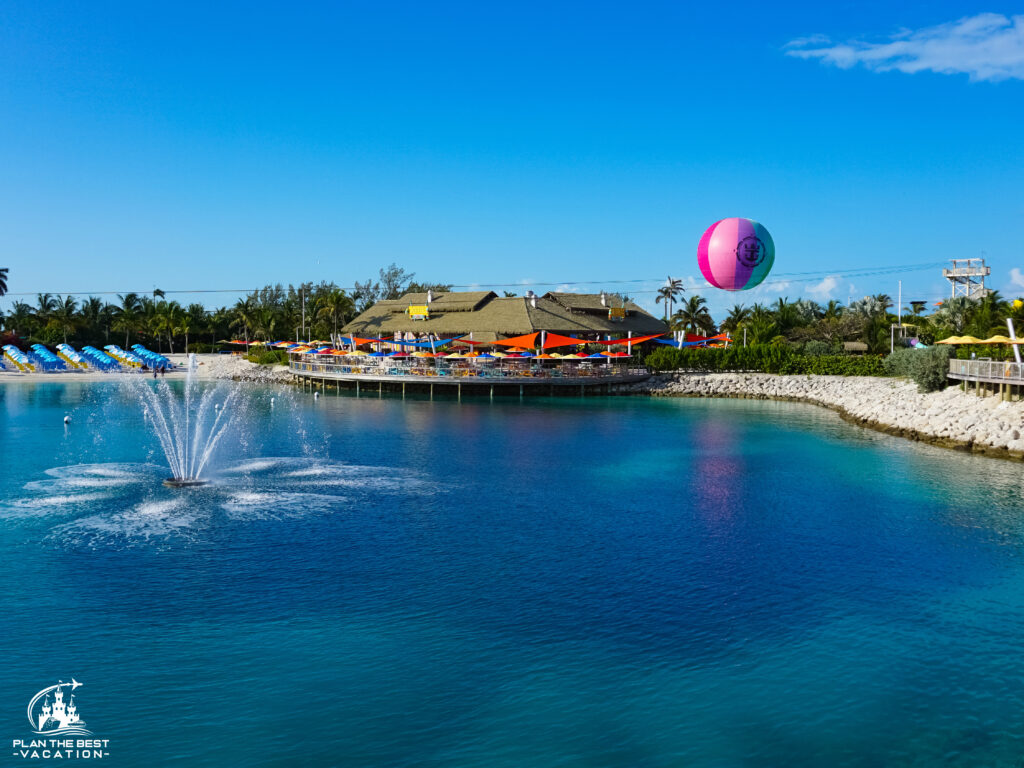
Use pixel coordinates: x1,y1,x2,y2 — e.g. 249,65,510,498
671,295,716,335
0,267,8,297
772,297,803,334
933,297,975,335
182,304,207,353
157,301,183,353
822,300,844,320
4,301,34,337
316,289,355,340
848,296,886,318
231,298,256,347
746,315,778,345
113,293,142,348
50,296,80,344
35,293,57,326
792,299,823,323
253,307,278,342
720,304,750,334
210,307,231,349
655,277,684,321
79,297,105,341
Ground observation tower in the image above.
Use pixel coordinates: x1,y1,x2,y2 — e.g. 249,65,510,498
943,258,990,300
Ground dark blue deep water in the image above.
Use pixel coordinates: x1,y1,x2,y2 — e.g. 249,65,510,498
4,381,1024,766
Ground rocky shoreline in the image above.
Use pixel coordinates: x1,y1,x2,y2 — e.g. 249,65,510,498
201,355,294,385
626,372,1024,461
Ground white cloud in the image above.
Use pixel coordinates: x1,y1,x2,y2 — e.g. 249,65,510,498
807,275,840,298
1010,268,1024,288
786,13,1024,82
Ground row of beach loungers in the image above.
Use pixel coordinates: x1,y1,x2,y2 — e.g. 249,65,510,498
1,343,173,373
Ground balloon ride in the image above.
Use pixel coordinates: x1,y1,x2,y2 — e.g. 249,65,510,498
697,217,775,291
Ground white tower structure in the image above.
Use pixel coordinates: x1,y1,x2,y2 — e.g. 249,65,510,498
943,258,990,300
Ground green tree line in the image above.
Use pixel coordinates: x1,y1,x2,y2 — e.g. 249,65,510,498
0,264,449,353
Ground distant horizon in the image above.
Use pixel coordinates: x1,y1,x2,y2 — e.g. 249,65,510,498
0,256,1001,324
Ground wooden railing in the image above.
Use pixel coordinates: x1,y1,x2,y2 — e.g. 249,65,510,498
290,360,648,380
949,358,1024,382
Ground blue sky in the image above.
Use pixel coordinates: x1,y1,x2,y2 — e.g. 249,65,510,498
1,1,1022,320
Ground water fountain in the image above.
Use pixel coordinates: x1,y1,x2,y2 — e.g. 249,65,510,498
130,354,241,488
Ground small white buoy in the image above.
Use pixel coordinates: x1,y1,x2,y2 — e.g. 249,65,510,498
63,415,71,425
313,391,319,400
270,397,275,407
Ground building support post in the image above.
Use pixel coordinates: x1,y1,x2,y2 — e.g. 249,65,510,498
458,383,461,402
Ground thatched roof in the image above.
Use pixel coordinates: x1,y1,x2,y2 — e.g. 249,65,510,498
388,291,493,313
342,291,668,339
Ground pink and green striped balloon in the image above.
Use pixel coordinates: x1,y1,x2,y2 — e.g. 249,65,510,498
697,217,775,291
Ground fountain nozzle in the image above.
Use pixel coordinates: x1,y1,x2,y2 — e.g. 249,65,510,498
163,478,209,488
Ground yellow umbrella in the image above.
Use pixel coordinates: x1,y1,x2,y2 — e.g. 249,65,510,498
980,335,1024,344
958,335,984,344
935,336,963,345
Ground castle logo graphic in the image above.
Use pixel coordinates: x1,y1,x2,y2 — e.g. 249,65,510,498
12,680,109,761
27,679,91,737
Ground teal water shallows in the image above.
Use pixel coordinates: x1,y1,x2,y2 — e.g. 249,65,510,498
4,382,1024,766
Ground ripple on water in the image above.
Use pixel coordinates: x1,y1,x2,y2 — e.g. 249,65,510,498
10,457,436,549
0,492,115,519
48,497,202,549
220,490,350,520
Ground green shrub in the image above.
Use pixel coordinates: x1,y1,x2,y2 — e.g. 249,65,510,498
802,340,834,357
884,346,953,392
643,345,885,376
247,349,288,366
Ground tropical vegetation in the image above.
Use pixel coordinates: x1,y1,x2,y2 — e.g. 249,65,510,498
0,264,448,353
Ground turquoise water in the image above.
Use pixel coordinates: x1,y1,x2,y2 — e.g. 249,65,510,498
3,381,1024,766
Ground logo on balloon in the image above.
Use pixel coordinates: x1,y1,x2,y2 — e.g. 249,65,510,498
735,236,766,268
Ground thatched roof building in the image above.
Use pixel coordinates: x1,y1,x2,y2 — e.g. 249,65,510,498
341,291,668,342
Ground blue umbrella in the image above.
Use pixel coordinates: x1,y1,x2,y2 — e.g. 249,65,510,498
369,352,387,357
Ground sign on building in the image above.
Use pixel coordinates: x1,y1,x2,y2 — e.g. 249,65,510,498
406,305,430,320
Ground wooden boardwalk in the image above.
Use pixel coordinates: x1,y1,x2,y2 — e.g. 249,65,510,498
290,361,650,398
948,359,1024,399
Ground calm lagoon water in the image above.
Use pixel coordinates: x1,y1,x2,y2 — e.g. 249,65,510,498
3,381,1024,766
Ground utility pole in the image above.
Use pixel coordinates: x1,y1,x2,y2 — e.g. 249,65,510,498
897,280,902,329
